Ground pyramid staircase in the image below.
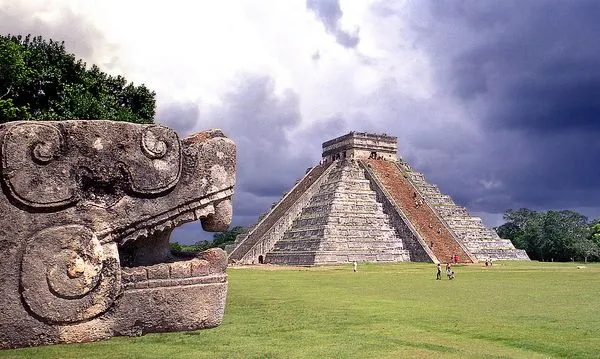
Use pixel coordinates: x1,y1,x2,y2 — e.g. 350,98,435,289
227,162,333,264
399,161,529,261
265,159,412,265
363,159,474,263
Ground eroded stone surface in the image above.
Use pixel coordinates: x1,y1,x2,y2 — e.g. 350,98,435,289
0,120,236,349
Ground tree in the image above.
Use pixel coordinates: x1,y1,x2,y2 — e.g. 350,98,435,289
499,208,599,262
0,36,29,120
495,221,520,242
0,34,155,123
170,226,247,253
591,219,600,245
542,210,589,261
499,208,547,260
211,226,247,249
577,219,600,262
571,235,598,263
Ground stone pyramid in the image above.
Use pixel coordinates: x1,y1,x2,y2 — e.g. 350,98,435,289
227,131,528,265
265,159,410,265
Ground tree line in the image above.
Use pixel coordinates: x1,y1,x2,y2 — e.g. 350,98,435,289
0,34,155,123
170,226,247,253
496,208,600,262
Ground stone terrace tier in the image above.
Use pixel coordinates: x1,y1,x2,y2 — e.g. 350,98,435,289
364,159,473,263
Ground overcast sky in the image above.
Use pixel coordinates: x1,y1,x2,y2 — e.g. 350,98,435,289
2,0,599,244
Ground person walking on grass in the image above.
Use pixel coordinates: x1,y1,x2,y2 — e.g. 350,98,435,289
446,263,454,280
353,261,357,273
436,263,441,280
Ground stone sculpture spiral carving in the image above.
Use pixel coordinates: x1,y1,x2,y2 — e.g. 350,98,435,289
2,122,75,208
20,225,121,324
134,124,181,193
0,120,236,349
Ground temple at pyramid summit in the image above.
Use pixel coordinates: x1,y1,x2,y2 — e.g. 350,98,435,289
226,132,529,265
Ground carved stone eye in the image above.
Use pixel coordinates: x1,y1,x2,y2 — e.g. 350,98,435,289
2,123,77,209
32,141,56,164
127,124,181,194
141,127,168,159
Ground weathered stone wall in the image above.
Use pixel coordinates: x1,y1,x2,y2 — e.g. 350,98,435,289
347,148,396,162
321,132,398,162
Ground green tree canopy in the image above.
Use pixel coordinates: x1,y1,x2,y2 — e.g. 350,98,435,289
170,226,247,253
211,225,247,249
0,34,155,123
591,219,600,245
497,208,599,262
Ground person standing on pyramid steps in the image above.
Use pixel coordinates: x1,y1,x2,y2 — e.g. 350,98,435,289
436,263,441,280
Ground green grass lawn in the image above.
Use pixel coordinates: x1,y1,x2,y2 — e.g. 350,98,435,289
2,261,599,359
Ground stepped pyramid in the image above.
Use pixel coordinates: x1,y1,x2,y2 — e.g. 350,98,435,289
227,132,528,265
265,160,412,265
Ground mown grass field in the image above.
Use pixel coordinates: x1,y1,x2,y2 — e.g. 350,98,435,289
2,261,599,359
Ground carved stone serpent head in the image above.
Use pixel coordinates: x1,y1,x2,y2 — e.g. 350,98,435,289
0,120,235,349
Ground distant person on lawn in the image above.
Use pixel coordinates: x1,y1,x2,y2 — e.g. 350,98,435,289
436,263,441,280
353,261,357,273
446,263,454,279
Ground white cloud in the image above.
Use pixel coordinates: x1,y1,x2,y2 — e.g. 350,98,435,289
11,0,432,132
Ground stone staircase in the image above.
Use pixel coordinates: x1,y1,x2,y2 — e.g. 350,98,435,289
265,159,410,265
364,159,473,263
227,162,333,264
401,161,529,261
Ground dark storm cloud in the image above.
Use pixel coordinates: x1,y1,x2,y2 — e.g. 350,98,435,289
0,2,111,63
157,102,200,135
201,74,312,199
306,0,360,48
388,0,600,217
166,74,356,243
165,74,328,243
355,78,490,210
